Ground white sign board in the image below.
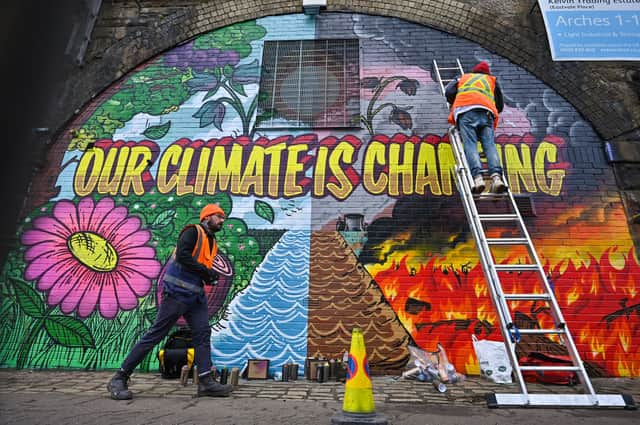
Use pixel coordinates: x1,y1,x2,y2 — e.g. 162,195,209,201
537,0,640,61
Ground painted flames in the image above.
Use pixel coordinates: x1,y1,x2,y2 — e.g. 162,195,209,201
372,248,640,377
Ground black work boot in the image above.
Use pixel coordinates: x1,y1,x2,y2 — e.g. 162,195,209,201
197,372,233,397
107,369,132,400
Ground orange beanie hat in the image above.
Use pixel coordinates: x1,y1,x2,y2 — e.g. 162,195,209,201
200,204,225,221
472,61,490,74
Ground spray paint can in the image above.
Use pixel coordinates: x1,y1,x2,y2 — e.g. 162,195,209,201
316,363,326,383
180,365,190,386
210,365,218,381
282,364,289,381
309,361,319,381
192,365,199,385
230,368,239,386
304,357,313,379
433,381,447,393
290,363,299,380
220,367,229,385
328,359,336,380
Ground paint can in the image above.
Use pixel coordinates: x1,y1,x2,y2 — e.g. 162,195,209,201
344,213,365,231
220,367,229,385
304,357,313,379
210,365,218,381
230,368,239,386
192,365,199,385
433,381,446,393
328,359,336,380
180,365,190,386
308,360,319,381
317,362,329,383
335,360,347,382
290,363,299,380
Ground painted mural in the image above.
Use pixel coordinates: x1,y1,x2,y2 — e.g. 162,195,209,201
0,13,638,378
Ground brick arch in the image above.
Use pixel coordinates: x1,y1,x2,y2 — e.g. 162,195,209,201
61,0,638,142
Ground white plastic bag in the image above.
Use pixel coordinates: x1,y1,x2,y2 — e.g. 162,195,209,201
471,334,512,384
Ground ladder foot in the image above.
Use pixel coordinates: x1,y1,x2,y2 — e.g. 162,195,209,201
622,393,637,410
485,393,498,408
488,393,635,408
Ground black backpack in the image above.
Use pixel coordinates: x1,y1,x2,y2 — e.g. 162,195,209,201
157,327,194,379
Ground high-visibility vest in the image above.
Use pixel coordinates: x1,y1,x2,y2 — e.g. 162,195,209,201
185,224,217,268
448,73,499,128
162,224,217,295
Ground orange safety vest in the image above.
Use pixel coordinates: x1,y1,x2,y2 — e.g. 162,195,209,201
162,224,218,295
185,224,217,268
448,73,499,128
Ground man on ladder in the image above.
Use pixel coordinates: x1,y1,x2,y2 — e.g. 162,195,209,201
445,61,507,194
433,59,635,409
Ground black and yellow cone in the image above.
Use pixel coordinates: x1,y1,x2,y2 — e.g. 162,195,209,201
331,328,388,425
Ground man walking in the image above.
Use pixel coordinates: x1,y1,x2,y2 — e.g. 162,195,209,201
107,204,233,400
445,61,506,194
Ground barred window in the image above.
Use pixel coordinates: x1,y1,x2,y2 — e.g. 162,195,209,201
256,39,360,129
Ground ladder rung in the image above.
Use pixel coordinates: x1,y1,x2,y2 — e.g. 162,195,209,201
478,214,519,221
517,328,566,335
503,293,551,301
494,264,539,272
486,238,529,245
438,67,461,70
474,193,509,200
519,365,580,372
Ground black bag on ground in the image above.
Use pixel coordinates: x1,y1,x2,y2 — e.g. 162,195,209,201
157,327,195,379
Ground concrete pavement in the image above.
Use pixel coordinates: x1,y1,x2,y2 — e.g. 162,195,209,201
0,370,638,424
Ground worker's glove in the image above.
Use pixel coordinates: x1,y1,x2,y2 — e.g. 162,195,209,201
205,269,219,285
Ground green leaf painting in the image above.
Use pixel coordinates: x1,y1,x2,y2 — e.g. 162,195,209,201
11,278,45,318
230,82,246,97
150,209,177,229
44,315,95,349
143,121,172,140
255,200,275,223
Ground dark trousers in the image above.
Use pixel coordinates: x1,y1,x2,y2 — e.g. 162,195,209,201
120,293,212,375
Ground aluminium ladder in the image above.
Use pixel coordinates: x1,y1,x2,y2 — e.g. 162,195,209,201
432,59,635,409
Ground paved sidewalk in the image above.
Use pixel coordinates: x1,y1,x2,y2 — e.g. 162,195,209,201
0,370,638,425
0,369,638,405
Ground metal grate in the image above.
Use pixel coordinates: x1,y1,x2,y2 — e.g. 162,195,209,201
256,39,360,129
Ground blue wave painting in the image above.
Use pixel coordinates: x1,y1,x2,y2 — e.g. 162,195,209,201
211,230,310,376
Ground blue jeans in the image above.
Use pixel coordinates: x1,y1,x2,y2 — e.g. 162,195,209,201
457,109,502,178
120,293,212,375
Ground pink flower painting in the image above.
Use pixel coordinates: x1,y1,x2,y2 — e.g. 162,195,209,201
21,197,161,319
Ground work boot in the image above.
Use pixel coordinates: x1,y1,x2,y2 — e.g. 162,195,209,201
490,173,507,194
197,372,233,397
471,174,485,194
107,369,132,400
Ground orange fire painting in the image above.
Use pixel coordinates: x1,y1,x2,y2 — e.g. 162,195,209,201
371,245,639,377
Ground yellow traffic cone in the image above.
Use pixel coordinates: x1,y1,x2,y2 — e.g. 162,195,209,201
331,328,388,425
343,328,375,413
